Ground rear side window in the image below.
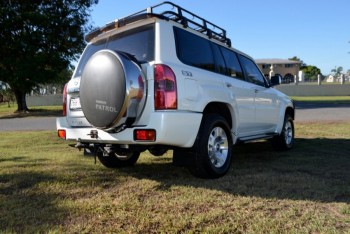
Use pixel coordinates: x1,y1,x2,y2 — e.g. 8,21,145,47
212,44,227,75
174,27,215,72
220,48,244,80
74,25,154,78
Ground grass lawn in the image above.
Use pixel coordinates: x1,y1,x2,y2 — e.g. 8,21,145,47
292,96,350,104
0,123,349,233
0,103,62,119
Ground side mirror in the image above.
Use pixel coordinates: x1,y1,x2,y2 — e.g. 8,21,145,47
270,75,281,87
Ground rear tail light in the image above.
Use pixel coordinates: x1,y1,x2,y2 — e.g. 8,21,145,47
62,83,68,116
134,129,156,141
58,129,66,139
154,64,177,110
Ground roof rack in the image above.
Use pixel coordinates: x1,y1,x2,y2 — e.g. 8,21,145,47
86,1,232,47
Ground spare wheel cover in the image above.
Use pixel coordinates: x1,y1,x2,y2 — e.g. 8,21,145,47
80,50,127,129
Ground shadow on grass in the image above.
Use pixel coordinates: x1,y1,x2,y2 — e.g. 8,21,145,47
0,170,64,232
121,138,350,203
1,138,349,232
49,138,350,204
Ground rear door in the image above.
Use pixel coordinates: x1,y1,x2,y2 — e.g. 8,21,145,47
219,47,256,135
237,55,280,133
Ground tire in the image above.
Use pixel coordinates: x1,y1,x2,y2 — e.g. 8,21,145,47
189,114,233,179
271,114,294,151
97,150,140,168
80,50,144,130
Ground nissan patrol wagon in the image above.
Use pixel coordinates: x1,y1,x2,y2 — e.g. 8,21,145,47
57,1,295,178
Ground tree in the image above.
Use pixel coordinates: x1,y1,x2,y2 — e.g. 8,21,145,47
0,0,98,112
289,56,322,81
31,67,72,95
288,56,305,66
300,65,322,82
331,66,343,77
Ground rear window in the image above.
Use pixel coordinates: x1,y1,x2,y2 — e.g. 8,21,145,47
74,24,154,78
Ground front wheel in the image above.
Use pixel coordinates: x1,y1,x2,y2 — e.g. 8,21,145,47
189,114,233,179
97,150,140,168
271,114,294,151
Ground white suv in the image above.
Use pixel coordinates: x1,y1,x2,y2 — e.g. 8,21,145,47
57,2,295,178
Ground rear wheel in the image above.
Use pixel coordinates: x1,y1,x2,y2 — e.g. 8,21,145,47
271,114,294,151
189,114,233,179
97,150,140,168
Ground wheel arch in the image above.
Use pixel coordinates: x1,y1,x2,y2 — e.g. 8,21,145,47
276,105,295,134
272,106,295,151
286,106,295,120
202,102,238,142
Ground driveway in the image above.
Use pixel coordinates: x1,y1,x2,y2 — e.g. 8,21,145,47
295,102,350,123
0,117,56,131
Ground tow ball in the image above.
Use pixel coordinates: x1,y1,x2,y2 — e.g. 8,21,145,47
88,130,98,139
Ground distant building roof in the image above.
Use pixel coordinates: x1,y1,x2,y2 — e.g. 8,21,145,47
255,59,301,65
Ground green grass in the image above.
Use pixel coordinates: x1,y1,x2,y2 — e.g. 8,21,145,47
287,82,350,86
292,96,350,104
0,103,62,119
0,123,349,233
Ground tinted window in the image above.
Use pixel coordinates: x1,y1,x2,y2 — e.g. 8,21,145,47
238,55,266,86
220,48,244,80
74,25,154,78
74,40,107,77
212,44,227,75
107,25,154,63
174,27,215,72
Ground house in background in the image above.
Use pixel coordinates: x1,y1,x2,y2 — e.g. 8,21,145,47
255,59,301,83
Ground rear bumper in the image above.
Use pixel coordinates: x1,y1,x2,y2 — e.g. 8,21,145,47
57,111,202,148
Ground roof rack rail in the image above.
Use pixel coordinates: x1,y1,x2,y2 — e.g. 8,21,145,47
86,1,232,47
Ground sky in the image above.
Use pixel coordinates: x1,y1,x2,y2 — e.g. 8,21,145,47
90,0,350,75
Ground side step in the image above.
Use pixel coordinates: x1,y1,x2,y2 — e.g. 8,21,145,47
237,133,278,144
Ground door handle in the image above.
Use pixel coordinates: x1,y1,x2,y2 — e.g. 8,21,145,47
225,82,232,88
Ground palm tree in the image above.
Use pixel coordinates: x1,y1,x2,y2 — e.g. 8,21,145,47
331,66,343,77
